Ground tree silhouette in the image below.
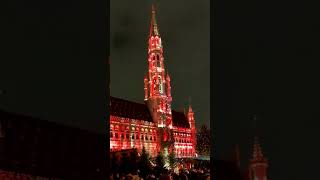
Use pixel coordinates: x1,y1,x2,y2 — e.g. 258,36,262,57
138,146,151,179
155,151,165,176
120,152,130,174
129,148,138,168
196,124,211,156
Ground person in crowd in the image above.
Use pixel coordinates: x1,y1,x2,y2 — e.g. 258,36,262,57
178,169,188,180
146,174,156,180
159,169,172,180
202,173,210,180
126,169,142,180
170,171,179,180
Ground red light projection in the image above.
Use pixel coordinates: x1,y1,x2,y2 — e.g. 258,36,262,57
109,5,197,159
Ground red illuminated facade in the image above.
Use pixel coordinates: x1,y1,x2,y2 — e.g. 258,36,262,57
110,5,196,158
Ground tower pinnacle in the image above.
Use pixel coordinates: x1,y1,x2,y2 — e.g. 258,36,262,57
150,4,159,37
252,136,266,161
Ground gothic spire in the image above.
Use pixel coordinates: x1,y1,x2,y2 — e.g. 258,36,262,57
188,105,193,113
188,97,193,113
252,136,265,161
149,4,159,37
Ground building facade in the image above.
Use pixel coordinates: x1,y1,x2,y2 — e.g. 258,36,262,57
110,5,197,158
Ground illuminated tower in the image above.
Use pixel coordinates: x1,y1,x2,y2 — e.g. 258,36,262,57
187,105,196,156
144,4,173,155
249,137,268,180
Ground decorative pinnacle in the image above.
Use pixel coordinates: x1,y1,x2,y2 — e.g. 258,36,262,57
188,97,193,113
149,4,159,36
166,73,170,80
252,136,265,161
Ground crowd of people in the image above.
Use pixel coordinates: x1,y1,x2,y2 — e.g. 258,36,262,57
110,167,210,180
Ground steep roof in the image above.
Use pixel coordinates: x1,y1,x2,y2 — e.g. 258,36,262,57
110,96,153,122
110,96,190,128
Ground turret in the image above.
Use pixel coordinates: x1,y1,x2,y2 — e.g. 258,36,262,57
249,136,268,180
187,104,196,156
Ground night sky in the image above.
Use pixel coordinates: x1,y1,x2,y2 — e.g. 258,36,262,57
110,0,210,130
0,0,108,134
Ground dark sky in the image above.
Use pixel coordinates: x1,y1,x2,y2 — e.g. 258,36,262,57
0,0,108,134
110,0,210,130
214,0,320,179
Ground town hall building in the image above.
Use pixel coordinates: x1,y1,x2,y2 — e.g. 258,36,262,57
110,5,196,158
